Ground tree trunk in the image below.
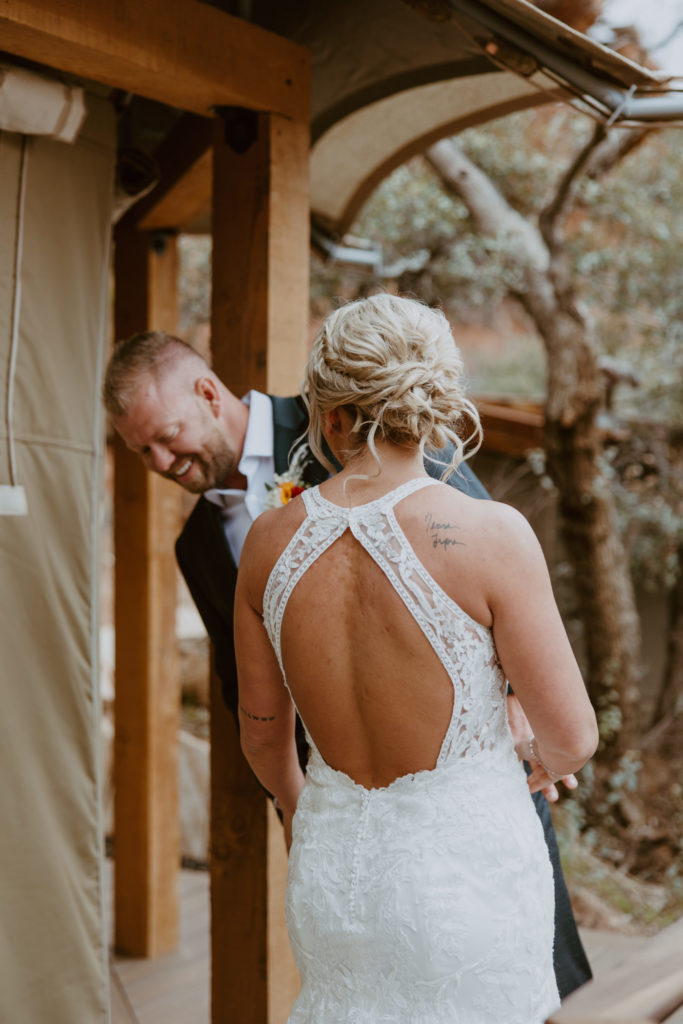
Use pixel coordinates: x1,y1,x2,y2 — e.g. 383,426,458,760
518,269,641,753
652,539,683,727
426,136,642,760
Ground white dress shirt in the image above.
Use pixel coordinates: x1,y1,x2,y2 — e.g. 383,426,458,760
203,390,274,564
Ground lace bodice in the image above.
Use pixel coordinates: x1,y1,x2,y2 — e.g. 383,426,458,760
262,477,509,770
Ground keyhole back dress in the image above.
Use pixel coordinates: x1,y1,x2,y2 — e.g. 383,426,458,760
262,477,560,1024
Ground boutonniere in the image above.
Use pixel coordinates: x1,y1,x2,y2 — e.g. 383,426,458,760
264,444,312,509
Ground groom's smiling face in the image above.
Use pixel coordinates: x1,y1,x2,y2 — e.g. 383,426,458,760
114,367,239,494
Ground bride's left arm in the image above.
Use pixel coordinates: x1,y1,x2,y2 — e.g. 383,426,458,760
234,523,305,830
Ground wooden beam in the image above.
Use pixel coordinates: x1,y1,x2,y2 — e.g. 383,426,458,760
0,0,309,121
140,150,212,233
121,113,213,234
113,225,182,957
211,109,311,397
209,669,268,1022
209,101,309,1022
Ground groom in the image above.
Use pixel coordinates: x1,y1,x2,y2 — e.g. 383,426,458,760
104,329,592,999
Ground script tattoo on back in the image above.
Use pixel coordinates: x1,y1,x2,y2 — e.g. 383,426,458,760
424,512,465,550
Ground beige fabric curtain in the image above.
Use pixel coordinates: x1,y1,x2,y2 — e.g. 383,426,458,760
0,93,114,1023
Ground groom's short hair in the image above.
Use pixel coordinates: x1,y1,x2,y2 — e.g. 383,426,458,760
103,330,208,418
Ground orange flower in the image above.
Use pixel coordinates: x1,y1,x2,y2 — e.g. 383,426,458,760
264,447,311,510
279,482,305,505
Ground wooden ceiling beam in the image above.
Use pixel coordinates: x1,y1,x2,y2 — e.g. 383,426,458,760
139,150,212,232
116,113,214,233
0,0,310,121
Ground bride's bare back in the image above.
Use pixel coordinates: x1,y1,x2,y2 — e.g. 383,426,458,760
279,484,484,788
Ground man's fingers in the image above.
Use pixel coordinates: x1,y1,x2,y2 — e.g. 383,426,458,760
528,769,579,799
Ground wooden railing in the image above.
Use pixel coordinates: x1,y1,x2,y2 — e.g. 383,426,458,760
476,398,544,457
548,917,683,1024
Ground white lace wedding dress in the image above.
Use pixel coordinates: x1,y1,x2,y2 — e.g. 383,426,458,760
263,478,560,1023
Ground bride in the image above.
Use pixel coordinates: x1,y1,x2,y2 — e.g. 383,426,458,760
234,293,598,1023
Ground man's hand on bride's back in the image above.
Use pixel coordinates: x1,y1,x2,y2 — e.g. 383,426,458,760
507,694,578,803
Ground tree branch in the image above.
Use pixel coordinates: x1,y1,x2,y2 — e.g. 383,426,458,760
540,123,652,251
583,125,652,178
539,122,606,250
426,138,549,271
380,241,447,281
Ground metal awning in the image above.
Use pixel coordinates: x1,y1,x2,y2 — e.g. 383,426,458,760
446,0,682,125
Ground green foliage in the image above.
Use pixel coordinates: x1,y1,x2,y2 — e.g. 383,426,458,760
567,130,683,423
606,752,643,803
356,160,466,250
606,430,683,592
350,158,515,314
458,105,593,215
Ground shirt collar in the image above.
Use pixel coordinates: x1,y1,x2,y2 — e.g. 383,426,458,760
238,390,273,467
204,390,273,510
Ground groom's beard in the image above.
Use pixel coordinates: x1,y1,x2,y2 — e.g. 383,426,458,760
162,433,237,494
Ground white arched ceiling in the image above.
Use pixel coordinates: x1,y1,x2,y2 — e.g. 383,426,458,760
310,70,561,235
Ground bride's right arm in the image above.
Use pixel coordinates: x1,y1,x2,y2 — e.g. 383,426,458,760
483,504,599,786
234,517,305,829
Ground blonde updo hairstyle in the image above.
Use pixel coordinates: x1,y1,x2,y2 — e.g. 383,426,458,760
303,293,482,480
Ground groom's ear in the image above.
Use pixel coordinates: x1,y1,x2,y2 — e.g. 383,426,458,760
195,376,220,416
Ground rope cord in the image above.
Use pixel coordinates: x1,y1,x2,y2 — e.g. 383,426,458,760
6,135,29,486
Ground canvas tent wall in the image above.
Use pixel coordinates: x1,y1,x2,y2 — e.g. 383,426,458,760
0,79,115,1023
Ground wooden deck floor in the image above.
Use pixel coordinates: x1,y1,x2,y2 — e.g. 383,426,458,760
107,861,210,1024
107,854,658,1024
108,801,297,1024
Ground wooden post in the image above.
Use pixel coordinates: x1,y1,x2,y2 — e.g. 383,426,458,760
211,108,310,397
113,225,182,956
209,102,309,1023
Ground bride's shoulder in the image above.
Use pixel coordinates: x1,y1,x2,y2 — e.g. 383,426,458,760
436,486,541,558
240,495,308,586
470,495,534,533
459,497,549,592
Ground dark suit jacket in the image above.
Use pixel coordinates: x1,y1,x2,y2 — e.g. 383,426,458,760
175,394,591,998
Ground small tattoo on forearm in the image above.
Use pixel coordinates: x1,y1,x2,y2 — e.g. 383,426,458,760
240,704,276,722
424,512,465,550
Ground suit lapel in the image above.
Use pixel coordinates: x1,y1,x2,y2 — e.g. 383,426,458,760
270,395,331,485
201,496,238,589
270,395,307,474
